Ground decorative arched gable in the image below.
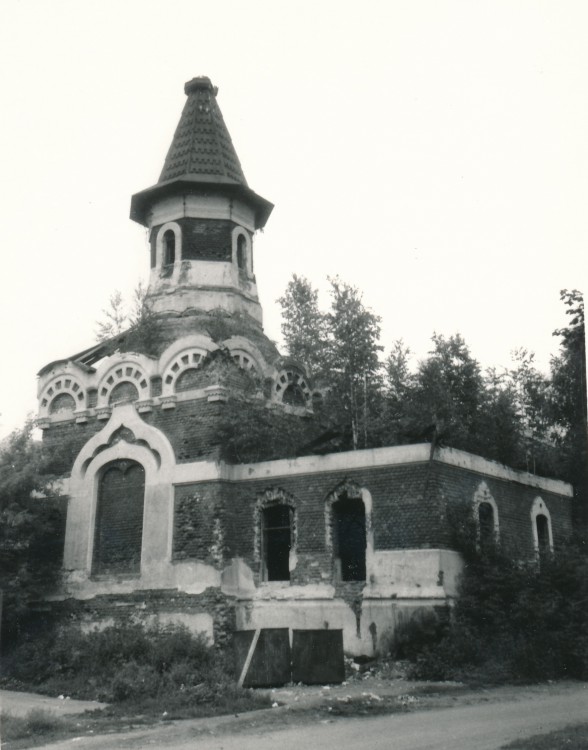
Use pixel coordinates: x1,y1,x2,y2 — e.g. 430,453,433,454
95,354,155,408
64,404,176,576
159,335,219,396
39,375,86,418
273,367,311,407
221,337,271,378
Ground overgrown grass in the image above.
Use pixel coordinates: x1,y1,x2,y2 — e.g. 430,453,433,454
0,619,270,717
1,709,67,743
500,722,588,749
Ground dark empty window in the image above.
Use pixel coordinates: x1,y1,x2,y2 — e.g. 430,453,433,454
478,502,495,546
163,230,176,266
261,505,292,581
283,383,306,407
536,514,550,557
237,234,247,271
332,495,366,582
93,460,145,575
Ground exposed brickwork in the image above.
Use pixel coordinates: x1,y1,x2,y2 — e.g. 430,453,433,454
173,458,573,587
174,482,226,564
42,419,103,475
51,588,236,649
177,462,440,586
432,462,574,557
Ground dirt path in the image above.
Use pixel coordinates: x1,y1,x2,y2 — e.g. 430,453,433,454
0,689,106,718
23,682,588,750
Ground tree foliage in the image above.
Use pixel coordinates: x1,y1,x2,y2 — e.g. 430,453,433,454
277,275,328,378
279,275,384,450
278,275,585,488
549,290,587,525
406,519,588,682
95,282,160,356
0,423,65,643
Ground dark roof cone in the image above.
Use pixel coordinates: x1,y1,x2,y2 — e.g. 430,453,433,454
159,77,247,185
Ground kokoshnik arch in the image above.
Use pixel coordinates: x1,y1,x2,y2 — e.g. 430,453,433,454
37,77,573,656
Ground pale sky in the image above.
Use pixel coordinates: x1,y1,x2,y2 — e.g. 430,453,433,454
0,0,586,439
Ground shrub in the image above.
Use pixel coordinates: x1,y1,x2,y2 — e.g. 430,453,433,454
0,618,261,709
407,535,588,683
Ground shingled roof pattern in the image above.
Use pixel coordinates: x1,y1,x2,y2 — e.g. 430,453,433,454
159,84,247,185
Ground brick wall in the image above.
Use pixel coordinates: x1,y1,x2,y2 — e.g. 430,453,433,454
433,462,573,557
173,459,573,586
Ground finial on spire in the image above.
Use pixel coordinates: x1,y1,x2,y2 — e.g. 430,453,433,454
184,77,218,96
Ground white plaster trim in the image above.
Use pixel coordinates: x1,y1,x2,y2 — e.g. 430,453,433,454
37,361,92,398
64,405,176,577
71,403,176,481
531,496,554,552
156,221,182,267
436,446,572,496
159,334,218,374
161,347,211,397
221,336,272,377
231,227,252,276
38,374,86,418
170,443,572,498
94,353,157,408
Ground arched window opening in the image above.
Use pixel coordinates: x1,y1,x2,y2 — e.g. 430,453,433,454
175,367,205,393
236,234,247,271
332,495,366,582
49,393,76,414
536,514,550,558
93,459,145,575
109,381,140,405
478,502,495,546
163,230,176,266
283,383,306,407
261,505,292,581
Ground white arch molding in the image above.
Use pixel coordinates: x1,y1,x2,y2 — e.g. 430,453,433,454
65,404,176,577
156,221,183,267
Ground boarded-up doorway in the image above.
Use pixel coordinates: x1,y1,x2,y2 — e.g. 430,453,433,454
93,459,145,575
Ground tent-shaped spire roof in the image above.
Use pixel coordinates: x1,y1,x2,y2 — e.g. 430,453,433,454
130,77,272,228
158,77,247,185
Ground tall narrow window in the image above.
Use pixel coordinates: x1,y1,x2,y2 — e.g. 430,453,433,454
332,495,366,582
478,501,495,546
536,514,550,558
261,505,292,581
163,230,176,266
237,234,247,271
93,460,145,575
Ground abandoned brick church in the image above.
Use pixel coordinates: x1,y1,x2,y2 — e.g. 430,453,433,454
38,77,573,660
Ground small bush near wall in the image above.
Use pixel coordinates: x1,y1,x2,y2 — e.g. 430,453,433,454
404,536,588,683
0,619,269,715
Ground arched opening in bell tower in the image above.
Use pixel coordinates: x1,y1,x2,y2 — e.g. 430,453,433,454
236,233,247,272
163,230,176,266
